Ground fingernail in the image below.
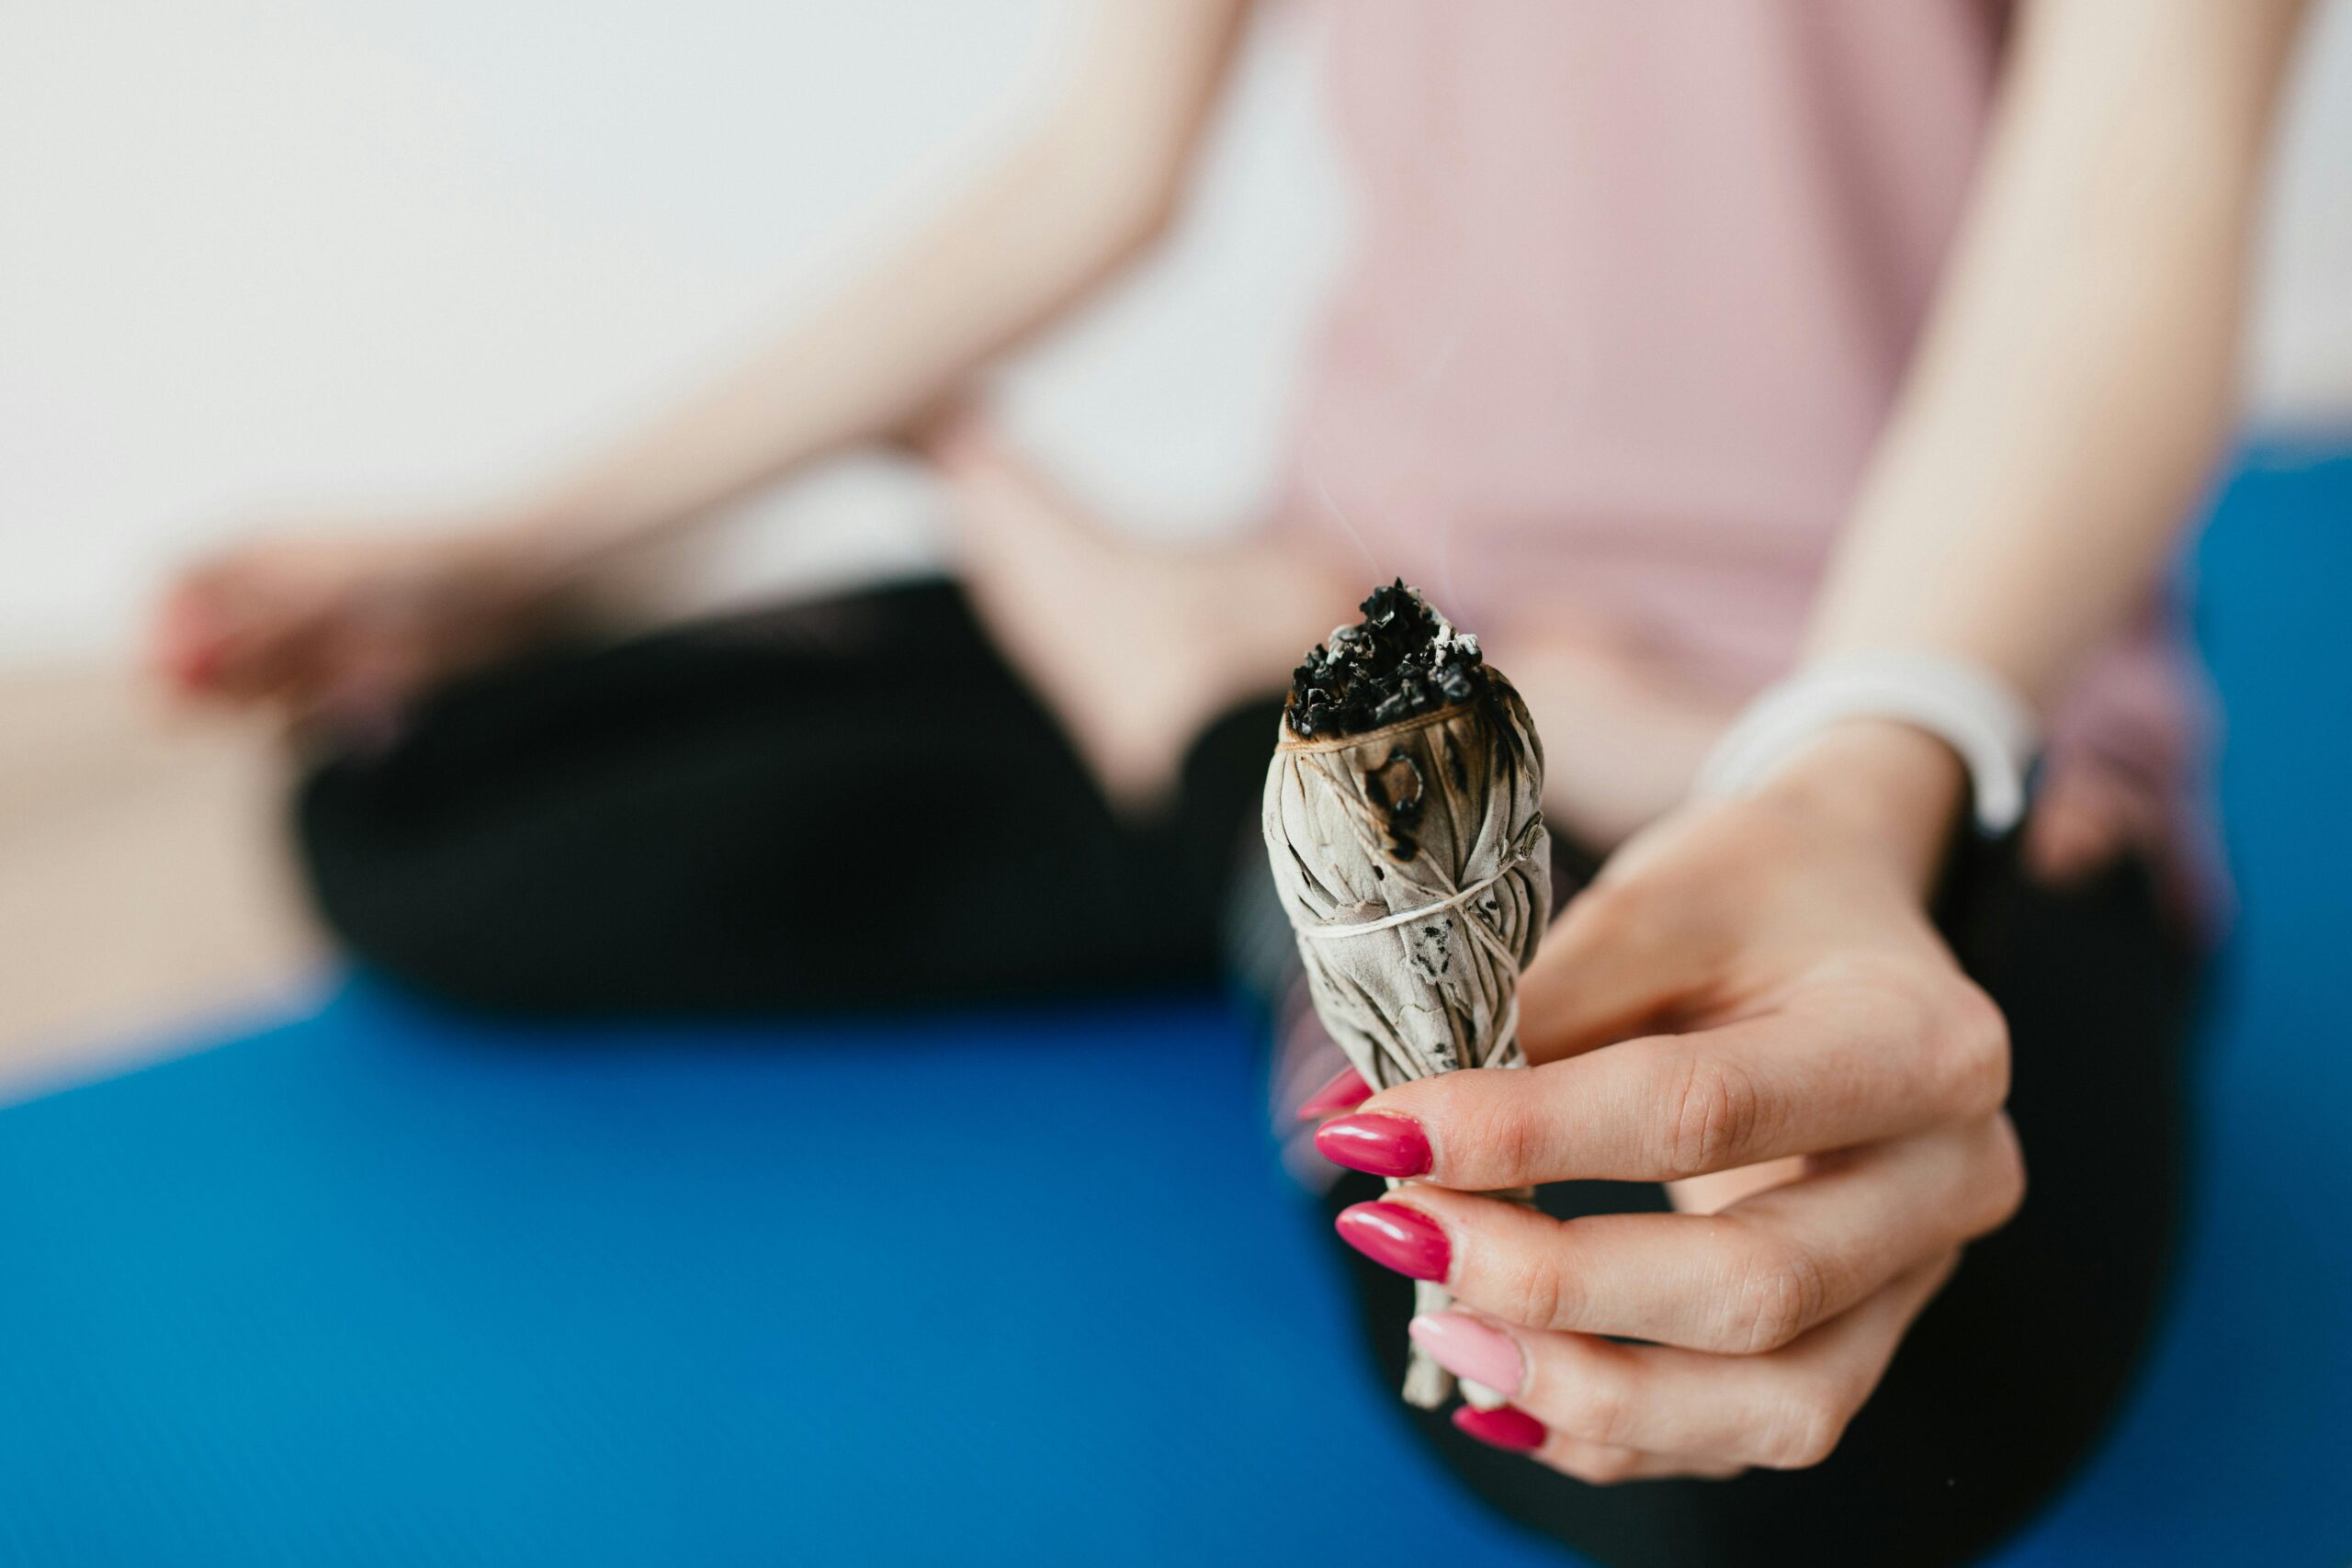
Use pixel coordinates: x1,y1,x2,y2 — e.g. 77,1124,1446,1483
153,604,222,691
1409,1312,1525,1397
1334,1201,1449,1280
1453,1404,1548,1453
1314,1112,1431,1178
1295,1066,1374,1122
161,635,219,690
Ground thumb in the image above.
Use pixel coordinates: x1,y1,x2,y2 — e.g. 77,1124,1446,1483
1518,872,1720,1065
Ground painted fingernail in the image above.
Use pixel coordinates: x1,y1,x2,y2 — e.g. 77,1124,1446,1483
153,601,222,691
1314,1112,1431,1178
1295,1066,1374,1122
1334,1201,1450,1280
1409,1312,1525,1397
1453,1404,1548,1453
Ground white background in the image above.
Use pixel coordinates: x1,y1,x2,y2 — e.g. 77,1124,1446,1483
4,0,2348,663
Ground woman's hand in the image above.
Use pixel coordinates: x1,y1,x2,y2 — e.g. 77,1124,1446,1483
1314,720,2025,1482
152,523,551,739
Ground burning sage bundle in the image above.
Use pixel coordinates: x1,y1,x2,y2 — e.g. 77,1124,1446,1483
1262,581,1551,1409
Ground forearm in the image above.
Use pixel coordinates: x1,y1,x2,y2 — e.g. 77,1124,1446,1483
488,0,1247,579
1805,0,2309,707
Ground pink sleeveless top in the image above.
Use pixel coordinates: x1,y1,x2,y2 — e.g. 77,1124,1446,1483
1280,0,2213,903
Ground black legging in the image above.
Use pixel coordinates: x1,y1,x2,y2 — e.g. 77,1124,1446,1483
296,578,2196,1568
300,580,1278,1012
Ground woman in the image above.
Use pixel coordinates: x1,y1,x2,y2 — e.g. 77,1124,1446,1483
155,3,2310,1563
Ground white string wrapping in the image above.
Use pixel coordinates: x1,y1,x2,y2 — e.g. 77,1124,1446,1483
1289,850,1535,942
1263,673,1551,1408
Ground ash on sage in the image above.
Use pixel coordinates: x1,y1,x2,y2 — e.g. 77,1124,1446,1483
1286,581,1486,739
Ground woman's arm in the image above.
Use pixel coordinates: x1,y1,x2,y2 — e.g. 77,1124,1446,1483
157,0,1249,720
494,0,1250,575
1809,0,2310,716
1313,0,2312,1484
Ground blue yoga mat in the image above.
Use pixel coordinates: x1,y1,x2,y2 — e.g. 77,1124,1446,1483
0,989,1588,1567
1,447,2346,1565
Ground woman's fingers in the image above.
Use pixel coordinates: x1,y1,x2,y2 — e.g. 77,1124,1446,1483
1422,1254,1959,1472
1451,1406,1746,1483
1295,1066,1373,1122
1363,1117,2019,1352
151,582,234,693
1319,963,2009,1188
159,561,336,707
1532,1437,1746,1486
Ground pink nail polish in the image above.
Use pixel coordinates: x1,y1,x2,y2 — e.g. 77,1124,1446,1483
1315,1112,1432,1178
1295,1066,1374,1122
1334,1201,1450,1280
1409,1312,1525,1397
1453,1404,1548,1453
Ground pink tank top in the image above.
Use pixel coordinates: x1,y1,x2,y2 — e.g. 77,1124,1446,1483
1281,0,2212,902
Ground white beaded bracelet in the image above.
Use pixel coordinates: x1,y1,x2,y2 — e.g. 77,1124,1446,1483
1692,652,2039,835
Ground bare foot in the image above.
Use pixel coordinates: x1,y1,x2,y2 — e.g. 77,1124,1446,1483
923,412,1741,833
922,413,1351,814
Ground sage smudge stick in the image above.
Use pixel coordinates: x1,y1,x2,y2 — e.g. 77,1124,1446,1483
1263,582,1551,1409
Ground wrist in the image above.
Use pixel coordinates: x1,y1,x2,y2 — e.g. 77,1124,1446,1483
469,494,619,593
1693,650,2036,860
1755,718,1969,897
